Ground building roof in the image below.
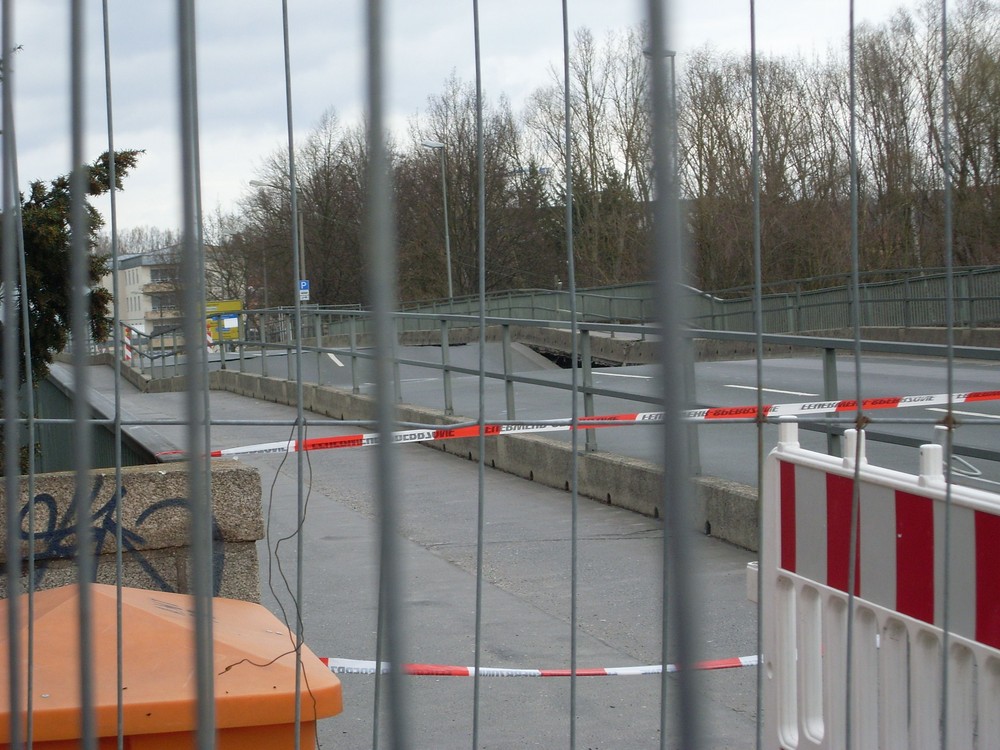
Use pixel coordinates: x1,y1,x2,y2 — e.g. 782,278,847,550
114,246,181,270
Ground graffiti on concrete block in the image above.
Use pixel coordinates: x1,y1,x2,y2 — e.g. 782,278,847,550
17,474,224,594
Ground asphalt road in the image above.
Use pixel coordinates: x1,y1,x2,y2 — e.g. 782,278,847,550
210,346,1000,491
87,345,1000,746
88,365,760,748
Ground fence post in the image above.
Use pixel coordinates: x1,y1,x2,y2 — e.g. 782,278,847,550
964,268,975,329
502,324,515,421
261,312,269,379
238,314,246,373
581,330,596,453
684,351,702,476
218,318,227,372
393,318,402,403
847,283,855,333
904,277,911,329
441,319,453,416
315,311,324,386
795,282,802,334
823,346,840,457
350,315,360,395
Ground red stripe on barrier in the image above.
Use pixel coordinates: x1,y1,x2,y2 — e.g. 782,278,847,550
833,397,904,412
964,390,1000,402
975,510,1000,649
404,663,470,677
895,490,935,624
302,435,366,451
864,396,904,410
826,474,860,595
579,413,641,428
704,405,769,420
697,657,745,671
433,425,485,440
779,461,797,573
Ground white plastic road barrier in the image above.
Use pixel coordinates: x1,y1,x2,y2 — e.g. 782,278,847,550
762,420,1000,749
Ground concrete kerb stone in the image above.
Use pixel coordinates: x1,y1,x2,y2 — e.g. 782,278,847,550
0,460,265,601
694,476,760,551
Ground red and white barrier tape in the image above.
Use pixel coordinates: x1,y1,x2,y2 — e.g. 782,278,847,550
160,389,1000,460
321,654,758,677
685,389,1000,421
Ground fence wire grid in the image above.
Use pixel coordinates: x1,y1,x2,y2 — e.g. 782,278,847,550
2,1,996,749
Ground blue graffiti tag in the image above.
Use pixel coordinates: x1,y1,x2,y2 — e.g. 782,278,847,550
18,474,224,595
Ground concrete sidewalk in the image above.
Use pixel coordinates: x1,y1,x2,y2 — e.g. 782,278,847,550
83,363,760,748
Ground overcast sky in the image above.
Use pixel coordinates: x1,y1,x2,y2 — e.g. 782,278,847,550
11,0,905,234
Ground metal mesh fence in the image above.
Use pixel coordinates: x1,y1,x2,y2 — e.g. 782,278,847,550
3,1,996,749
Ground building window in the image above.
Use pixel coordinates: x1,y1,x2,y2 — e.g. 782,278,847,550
151,293,178,312
150,267,178,284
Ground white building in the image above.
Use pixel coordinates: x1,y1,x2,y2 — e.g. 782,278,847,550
100,244,237,341
103,246,182,338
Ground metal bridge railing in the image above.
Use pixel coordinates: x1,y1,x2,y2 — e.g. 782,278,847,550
6,1,997,749
115,312,1000,467
247,265,1000,336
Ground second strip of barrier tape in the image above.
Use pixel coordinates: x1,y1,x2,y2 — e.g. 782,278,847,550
321,654,759,677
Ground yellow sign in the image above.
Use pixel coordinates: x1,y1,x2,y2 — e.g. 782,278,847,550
206,299,243,342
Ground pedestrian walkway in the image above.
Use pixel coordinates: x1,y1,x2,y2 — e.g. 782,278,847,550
82,362,760,747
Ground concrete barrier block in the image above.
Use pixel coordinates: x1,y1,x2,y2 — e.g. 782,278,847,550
212,374,763,551
0,460,264,601
693,476,759,551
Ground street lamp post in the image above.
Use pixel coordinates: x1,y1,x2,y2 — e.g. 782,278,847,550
261,249,270,309
249,179,306,300
421,140,454,301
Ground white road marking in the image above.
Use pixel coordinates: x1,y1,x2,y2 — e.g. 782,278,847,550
726,384,817,397
598,373,652,379
327,352,344,367
927,407,1000,420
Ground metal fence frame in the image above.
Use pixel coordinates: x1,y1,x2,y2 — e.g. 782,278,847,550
3,1,995,749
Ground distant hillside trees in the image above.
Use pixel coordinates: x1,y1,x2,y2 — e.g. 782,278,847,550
227,0,999,306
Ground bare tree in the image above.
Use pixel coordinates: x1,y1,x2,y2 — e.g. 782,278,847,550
228,8,1000,303
941,0,1000,265
95,225,180,256
398,73,543,298
524,27,653,287
238,109,369,306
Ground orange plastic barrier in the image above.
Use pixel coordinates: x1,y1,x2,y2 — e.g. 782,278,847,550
0,584,342,749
